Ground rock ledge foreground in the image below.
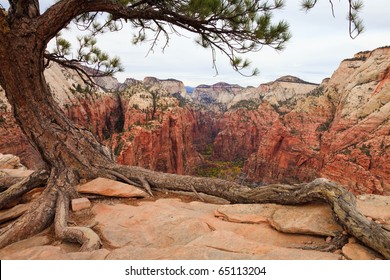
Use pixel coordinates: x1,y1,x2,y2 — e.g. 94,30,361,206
1,156,388,260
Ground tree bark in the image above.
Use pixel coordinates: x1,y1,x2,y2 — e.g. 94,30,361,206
0,12,114,249
0,1,389,259
0,170,48,209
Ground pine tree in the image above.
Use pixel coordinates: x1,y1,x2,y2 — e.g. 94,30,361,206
1,0,389,259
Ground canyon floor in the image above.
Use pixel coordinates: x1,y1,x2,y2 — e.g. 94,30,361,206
1,155,389,260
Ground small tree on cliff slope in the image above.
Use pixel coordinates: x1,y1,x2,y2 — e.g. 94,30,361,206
1,1,389,259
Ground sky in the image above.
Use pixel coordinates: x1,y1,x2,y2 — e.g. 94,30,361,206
4,0,390,87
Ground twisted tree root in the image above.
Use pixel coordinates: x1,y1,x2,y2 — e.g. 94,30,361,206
0,170,49,209
1,163,389,259
114,165,390,259
55,189,101,251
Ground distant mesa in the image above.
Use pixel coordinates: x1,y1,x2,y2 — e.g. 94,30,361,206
274,75,319,85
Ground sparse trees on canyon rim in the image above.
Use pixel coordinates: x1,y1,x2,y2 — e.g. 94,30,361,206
1,1,389,259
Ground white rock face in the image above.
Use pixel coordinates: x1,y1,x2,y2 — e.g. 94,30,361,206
144,76,192,100
191,77,318,111
192,82,244,105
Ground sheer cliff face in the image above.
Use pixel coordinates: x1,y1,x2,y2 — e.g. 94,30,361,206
242,47,390,194
318,48,390,194
0,69,201,175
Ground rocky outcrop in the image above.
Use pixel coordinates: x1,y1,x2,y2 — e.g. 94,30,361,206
1,156,388,259
1,169,389,259
241,47,390,194
317,47,390,194
1,66,199,174
144,76,191,100
192,82,244,110
113,108,202,174
105,79,204,175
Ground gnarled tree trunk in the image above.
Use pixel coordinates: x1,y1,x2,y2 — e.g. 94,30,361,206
0,15,115,247
0,1,389,260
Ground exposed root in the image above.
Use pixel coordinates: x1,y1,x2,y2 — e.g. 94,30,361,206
0,168,102,251
138,176,153,197
1,162,389,259
190,185,205,202
55,189,101,251
0,170,49,209
0,176,23,192
0,182,58,248
112,165,390,259
298,233,349,252
105,169,141,188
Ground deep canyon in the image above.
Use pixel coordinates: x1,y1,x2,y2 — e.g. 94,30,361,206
1,46,389,195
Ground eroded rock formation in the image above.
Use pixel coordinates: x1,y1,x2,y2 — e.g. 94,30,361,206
0,47,389,194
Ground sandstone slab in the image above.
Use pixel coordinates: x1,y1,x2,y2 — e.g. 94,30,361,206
92,199,215,248
215,203,281,223
107,231,340,260
187,230,341,260
76,177,148,198
357,194,390,221
270,203,343,236
71,197,91,211
67,249,111,260
0,196,386,260
342,242,384,260
0,245,70,260
0,235,51,259
93,198,332,259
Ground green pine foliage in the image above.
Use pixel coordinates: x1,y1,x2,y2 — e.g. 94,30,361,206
47,0,364,78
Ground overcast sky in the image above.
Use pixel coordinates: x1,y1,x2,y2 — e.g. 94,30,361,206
7,0,390,87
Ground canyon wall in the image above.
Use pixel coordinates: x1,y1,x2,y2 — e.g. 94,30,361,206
0,63,201,173
0,47,389,194
240,48,389,194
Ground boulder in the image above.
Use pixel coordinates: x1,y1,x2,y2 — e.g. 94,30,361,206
269,203,343,236
71,198,91,211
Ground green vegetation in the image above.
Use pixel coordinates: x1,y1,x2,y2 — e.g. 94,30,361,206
317,118,333,132
230,99,259,111
114,134,125,156
195,160,244,181
341,148,352,155
196,143,244,180
360,144,371,157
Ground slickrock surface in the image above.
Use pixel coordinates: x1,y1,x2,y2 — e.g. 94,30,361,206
76,177,148,198
1,164,389,260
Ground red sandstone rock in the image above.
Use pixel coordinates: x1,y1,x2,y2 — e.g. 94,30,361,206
1,47,389,194
71,198,91,211
76,177,148,198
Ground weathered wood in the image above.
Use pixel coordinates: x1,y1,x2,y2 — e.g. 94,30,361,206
55,190,101,251
0,176,22,192
0,0,386,261
0,170,48,209
115,165,390,259
0,181,58,248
